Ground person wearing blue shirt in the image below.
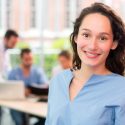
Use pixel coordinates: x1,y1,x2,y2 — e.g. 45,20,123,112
8,64,48,88
45,3,125,125
8,48,48,125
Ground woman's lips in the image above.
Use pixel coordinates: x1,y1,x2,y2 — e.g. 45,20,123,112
84,51,101,58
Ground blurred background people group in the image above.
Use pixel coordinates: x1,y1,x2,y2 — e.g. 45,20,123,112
0,29,72,125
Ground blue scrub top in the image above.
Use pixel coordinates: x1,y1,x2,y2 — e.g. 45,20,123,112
45,69,125,125
8,66,48,87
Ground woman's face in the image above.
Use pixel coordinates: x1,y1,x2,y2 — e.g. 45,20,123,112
75,13,117,68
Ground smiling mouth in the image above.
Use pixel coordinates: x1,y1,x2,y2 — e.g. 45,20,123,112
84,51,101,58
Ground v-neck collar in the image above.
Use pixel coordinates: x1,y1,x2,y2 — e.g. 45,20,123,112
18,66,32,79
65,69,117,103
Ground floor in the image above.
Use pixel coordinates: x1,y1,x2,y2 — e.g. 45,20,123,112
0,108,38,125
0,108,14,125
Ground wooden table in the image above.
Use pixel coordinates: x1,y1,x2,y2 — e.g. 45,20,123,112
0,99,48,117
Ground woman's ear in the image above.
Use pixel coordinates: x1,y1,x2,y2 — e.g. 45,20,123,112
111,41,118,50
74,36,77,43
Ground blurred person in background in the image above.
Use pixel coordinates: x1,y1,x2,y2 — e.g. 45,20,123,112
52,50,72,76
0,29,19,124
0,29,19,80
8,48,48,125
58,50,72,69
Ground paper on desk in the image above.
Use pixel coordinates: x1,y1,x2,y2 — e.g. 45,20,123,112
30,83,48,88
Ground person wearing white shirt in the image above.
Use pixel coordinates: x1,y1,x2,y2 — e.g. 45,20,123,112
0,29,19,80
0,29,18,124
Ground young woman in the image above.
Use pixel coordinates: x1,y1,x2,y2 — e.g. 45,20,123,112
45,3,125,125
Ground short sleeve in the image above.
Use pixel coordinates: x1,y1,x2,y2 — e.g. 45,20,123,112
8,70,16,80
36,68,48,84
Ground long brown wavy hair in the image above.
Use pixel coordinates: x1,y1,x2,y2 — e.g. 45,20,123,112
70,2,125,75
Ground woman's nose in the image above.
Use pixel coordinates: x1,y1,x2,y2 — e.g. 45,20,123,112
88,38,98,50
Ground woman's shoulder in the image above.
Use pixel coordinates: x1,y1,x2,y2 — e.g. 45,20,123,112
111,73,125,84
48,69,73,95
110,74,125,96
53,69,73,79
50,69,73,86
107,73,125,90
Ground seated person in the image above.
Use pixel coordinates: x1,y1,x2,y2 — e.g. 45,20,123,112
8,48,48,125
52,50,72,76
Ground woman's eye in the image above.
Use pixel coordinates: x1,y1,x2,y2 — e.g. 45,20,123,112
100,36,108,41
82,33,89,38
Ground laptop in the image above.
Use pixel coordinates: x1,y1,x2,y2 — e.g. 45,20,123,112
0,80,25,100
28,83,48,96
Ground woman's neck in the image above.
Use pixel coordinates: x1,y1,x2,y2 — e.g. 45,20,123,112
73,63,112,82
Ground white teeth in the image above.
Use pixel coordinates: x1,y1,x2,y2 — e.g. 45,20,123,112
85,51,99,58
86,52,98,56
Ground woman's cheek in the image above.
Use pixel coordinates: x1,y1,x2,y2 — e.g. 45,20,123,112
76,39,87,48
99,44,112,53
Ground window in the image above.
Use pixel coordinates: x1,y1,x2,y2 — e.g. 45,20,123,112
30,0,36,28
6,0,12,28
66,0,70,28
0,0,1,28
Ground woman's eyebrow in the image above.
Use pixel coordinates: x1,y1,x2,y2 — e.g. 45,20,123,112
81,28,111,36
81,28,91,32
99,32,110,36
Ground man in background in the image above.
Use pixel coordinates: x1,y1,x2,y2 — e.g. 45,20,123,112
8,48,48,125
0,29,19,124
0,29,19,80
58,50,72,69
52,50,72,76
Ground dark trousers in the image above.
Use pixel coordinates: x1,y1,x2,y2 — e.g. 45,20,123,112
11,110,45,125
0,107,2,125
34,117,45,125
10,109,29,125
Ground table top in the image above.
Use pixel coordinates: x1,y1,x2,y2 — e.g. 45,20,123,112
0,99,48,117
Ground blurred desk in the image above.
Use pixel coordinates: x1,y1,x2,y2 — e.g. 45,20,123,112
0,99,47,117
